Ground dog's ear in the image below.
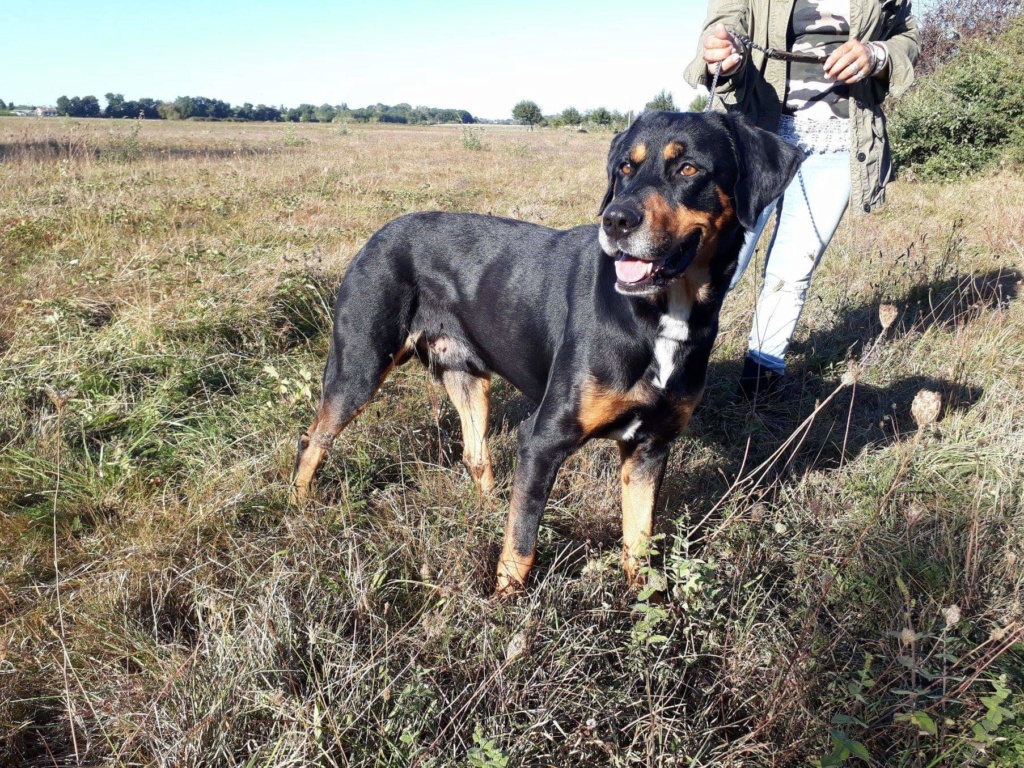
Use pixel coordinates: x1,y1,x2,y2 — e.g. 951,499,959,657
598,130,629,216
598,179,615,218
723,113,804,230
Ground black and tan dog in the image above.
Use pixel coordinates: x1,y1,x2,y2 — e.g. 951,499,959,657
291,111,802,596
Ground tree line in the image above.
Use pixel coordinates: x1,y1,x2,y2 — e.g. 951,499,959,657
510,90,706,130
53,93,476,124
512,100,635,130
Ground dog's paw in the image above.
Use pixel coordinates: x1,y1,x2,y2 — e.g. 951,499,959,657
493,573,527,601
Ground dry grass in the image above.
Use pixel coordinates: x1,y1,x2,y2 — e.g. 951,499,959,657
1,115,1023,767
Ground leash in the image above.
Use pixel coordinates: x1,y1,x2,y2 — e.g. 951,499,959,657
704,63,725,112
734,31,829,64
704,30,826,113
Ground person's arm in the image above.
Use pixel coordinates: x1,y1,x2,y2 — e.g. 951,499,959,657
877,0,921,98
684,2,751,93
822,0,920,95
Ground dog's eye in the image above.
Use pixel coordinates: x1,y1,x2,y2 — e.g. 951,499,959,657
620,162,633,175
679,163,699,177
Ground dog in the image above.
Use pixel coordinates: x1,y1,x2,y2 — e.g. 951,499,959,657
291,110,803,597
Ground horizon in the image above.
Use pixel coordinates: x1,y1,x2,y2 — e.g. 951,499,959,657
8,97,665,122
3,0,707,121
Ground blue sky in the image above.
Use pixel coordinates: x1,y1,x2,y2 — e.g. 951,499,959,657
4,0,709,119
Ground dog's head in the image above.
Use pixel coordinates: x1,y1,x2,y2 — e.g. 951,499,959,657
598,111,803,297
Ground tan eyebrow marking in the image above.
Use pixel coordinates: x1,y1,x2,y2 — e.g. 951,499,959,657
630,144,648,164
663,141,685,160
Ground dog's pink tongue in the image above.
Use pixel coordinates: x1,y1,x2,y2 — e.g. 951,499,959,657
615,254,654,284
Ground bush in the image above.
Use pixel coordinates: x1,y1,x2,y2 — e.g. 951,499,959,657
558,106,582,126
917,0,1023,75
688,94,710,113
890,18,1024,180
645,89,676,112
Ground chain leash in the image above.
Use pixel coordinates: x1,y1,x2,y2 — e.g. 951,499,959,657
703,29,827,113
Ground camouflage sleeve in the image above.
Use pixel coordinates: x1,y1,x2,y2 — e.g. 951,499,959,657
683,1,752,93
878,0,921,99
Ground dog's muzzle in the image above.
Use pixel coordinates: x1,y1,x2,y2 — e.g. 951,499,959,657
600,204,701,295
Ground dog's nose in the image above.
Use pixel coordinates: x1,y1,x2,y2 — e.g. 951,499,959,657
602,203,643,239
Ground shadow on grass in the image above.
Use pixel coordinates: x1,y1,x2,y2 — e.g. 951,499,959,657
799,266,1020,372
655,267,1018,537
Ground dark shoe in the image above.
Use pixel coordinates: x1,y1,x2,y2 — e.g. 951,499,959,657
737,356,784,402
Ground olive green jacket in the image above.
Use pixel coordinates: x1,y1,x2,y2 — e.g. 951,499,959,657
684,0,920,213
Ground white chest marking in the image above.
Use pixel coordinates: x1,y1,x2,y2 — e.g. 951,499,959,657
609,416,643,442
653,283,693,389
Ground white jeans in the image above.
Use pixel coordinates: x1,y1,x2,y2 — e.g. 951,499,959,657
730,148,852,372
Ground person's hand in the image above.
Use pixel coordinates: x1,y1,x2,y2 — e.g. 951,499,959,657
703,23,743,76
824,39,874,83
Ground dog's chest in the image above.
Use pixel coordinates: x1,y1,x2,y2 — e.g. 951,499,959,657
600,285,697,442
650,281,694,389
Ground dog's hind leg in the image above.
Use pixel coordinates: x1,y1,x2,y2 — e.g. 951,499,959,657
618,439,669,587
441,370,495,494
291,334,415,504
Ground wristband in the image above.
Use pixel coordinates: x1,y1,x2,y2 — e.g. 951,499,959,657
869,42,889,75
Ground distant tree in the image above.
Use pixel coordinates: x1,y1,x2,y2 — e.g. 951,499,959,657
559,106,582,125
688,94,710,112
512,100,543,128
104,92,126,118
173,96,196,119
645,89,676,112
80,95,101,117
585,107,612,126
285,103,314,122
158,102,182,120
315,103,337,122
136,98,161,119
0,99,6,110
252,104,281,122
210,98,232,119
56,95,70,116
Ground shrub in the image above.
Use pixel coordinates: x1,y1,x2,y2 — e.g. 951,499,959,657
460,126,486,151
559,106,582,126
645,89,676,112
890,19,1024,180
688,94,710,113
916,0,1023,75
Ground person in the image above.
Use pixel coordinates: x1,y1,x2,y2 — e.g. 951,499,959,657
684,0,920,400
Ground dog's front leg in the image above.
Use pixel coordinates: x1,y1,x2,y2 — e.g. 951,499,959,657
495,410,579,598
618,438,670,586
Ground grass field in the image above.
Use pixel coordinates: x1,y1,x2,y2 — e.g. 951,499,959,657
1,115,1023,766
